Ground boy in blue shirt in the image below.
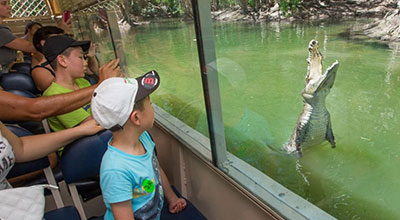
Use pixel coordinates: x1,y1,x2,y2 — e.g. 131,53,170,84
91,71,186,220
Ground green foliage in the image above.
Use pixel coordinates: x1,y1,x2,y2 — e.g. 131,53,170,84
127,0,304,18
131,1,141,16
165,0,184,16
212,0,237,9
134,0,184,18
248,0,255,8
279,0,302,15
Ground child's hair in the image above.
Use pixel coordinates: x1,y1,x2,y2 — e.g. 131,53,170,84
33,26,64,52
108,96,149,131
133,96,149,111
49,47,75,71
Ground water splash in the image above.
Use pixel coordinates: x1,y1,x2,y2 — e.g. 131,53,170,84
295,159,310,185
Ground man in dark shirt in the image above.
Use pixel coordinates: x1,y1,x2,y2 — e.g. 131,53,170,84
0,24,17,73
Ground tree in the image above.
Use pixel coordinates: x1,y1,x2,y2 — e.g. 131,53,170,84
180,0,193,17
118,0,131,24
238,0,249,14
279,0,302,15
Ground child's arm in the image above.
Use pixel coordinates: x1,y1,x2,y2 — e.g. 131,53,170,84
31,63,54,92
158,160,187,213
111,201,135,220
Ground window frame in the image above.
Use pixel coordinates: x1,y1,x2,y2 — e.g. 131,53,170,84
70,2,338,219
190,0,337,219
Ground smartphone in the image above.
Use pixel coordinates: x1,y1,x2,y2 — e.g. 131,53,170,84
63,10,71,23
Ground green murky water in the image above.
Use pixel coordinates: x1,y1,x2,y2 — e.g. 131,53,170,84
109,20,400,220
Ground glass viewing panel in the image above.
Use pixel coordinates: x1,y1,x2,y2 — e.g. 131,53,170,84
70,1,400,219
73,11,119,67
96,5,208,140
208,11,400,220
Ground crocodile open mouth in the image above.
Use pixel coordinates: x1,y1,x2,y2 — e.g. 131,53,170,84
285,39,339,157
305,40,339,95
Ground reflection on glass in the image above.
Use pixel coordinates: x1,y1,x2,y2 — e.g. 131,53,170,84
124,22,205,129
73,11,116,66
104,8,207,135
212,20,400,220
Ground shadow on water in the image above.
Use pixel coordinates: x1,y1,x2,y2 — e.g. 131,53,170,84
137,20,193,31
337,27,390,49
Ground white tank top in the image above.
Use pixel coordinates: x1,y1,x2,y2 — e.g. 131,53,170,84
0,130,15,190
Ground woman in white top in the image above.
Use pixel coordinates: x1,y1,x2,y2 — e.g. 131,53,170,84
0,119,103,190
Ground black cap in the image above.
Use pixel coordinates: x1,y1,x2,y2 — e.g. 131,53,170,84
135,70,160,103
42,35,90,64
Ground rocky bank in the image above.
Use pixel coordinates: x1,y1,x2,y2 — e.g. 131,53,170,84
363,7,400,42
212,0,400,43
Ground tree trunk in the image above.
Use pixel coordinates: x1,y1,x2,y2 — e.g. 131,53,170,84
118,0,138,26
181,0,193,17
255,0,261,10
238,0,249,14
118,0,131,23
138,0,147,10
211,0,220,10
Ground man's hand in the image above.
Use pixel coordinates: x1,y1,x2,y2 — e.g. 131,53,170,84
98,58,122,83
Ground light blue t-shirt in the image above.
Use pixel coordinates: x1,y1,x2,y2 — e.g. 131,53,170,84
100,131,163,220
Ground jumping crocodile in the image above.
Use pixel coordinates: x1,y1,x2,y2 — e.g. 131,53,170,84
285,40,339,157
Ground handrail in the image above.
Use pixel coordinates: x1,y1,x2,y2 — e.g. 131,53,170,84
3,15,55,22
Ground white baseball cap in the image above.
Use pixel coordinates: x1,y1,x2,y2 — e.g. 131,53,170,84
91,70,160,130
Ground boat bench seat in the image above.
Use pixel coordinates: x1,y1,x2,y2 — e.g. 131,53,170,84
43,206,80,220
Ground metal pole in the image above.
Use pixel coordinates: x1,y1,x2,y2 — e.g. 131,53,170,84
105,9,129,75
191,0,227,168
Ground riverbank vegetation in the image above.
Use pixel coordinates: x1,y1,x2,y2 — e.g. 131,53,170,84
117,0,399,42
118,0,397,22
118,0,303,23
